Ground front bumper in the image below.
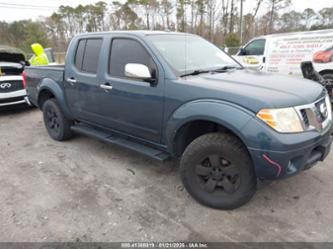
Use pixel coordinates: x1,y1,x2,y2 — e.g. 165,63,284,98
243,117,333,180
0,89,31,107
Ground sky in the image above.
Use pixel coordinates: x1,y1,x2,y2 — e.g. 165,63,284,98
0,0,332,22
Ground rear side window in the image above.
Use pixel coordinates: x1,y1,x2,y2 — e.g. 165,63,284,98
75,40,86,69
109,38,156,78
74,38,103,74
244,39,266,56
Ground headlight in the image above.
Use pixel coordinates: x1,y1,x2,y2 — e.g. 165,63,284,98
325,94,332,121
257,107,304,133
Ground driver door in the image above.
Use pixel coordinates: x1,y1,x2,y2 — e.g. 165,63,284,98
97,36,165,143
235,39,266,71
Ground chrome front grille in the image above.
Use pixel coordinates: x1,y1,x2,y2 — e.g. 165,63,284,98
300,109,309,127
314,98,328,122
295,94,332,132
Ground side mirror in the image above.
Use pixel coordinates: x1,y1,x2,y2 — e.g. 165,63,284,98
239,48,246,56
125,63,153,82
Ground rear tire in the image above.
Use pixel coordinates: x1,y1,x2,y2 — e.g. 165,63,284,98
180,132,256,210
43,98,73,141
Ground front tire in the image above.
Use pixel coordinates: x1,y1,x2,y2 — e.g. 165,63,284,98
322,73,333,85
180,133,256,210
43,98,73,141
322,73,333,105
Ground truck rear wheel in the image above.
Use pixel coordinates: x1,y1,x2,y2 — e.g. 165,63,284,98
180,133,256,209
43,98,73,141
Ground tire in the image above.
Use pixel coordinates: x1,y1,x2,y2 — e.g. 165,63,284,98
322,73,333,85
180,132,256,210
43,98,73,141
322,73,333,106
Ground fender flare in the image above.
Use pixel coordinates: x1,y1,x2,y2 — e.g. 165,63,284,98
37,78,73,119
165,99,255,154
319,69,333,76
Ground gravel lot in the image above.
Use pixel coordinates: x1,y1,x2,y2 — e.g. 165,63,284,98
0,105,333,242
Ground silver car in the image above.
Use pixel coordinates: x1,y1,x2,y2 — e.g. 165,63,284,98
0,46,31,107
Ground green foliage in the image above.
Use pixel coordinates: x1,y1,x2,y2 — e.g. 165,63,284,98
0,1,333,53
0,20,50,53
224,33,240,47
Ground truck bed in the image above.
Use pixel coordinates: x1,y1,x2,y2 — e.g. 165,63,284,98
25,65,65,107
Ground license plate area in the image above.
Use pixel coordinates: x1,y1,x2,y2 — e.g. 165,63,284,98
0,80,23,93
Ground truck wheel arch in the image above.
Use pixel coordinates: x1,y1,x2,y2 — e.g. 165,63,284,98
38,89,55,109
319,69,333,77
166,100,254,157
37,79,73,120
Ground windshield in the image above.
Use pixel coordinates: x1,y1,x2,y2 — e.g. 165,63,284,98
147,34,241,76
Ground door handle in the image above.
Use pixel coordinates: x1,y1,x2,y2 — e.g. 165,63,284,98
67,78,77,84
100,83,113,91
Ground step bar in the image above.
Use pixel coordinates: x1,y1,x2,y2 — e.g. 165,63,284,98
71,123,170,161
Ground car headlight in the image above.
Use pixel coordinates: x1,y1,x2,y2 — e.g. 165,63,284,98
256,107,304,133
325,94,332,121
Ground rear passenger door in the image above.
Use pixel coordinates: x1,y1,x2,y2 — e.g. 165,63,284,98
98,36,165,143
65,37,103,121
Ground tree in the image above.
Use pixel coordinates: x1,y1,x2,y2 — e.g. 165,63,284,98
111,1,140,30
302,8,316,30
207,0,218,40
196,0,206,35
229,0,235,33
268,0,291,33
160,0,173,29
3,0,333,55
177,0,187,32
128,0,159,30
279,11,304,32
318,8,333,26
24,21,50,51
94,1,108,31
224,32,240,47
220,0,230,36
250,0,263,37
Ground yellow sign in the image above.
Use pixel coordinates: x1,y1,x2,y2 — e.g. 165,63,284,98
243,56,259,65
0,67,4,76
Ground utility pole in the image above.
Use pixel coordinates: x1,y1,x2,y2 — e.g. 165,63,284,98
239,0,244,45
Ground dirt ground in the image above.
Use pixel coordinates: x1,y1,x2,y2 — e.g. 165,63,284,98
0,105,333,242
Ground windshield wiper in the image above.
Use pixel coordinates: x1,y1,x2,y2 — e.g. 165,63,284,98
211,66,241,72
180,66,241,77
180,69,211,78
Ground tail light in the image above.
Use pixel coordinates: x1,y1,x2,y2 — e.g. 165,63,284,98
22,70,27,89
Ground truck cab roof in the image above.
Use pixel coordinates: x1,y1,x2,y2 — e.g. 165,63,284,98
74,30,195,38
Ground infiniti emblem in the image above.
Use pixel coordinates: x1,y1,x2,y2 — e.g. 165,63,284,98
0,83,12,89
319,102,328,118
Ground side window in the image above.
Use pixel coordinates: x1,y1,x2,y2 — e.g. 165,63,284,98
244,39,266,56
109,38,156,79
81,39,103,74
75,39,86,69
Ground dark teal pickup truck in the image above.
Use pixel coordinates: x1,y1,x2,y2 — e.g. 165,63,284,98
25,31,333,209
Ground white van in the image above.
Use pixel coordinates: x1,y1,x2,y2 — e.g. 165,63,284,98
234,29,333,79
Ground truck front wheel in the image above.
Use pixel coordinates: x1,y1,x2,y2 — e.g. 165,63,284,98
43,98,73,141
180,133,256,209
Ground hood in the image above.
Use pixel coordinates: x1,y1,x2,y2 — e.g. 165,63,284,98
31,43,45,56
183,69,324,113
0,45,26,63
